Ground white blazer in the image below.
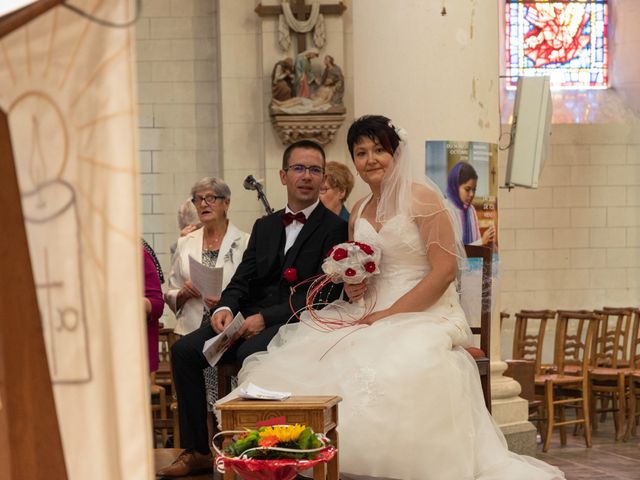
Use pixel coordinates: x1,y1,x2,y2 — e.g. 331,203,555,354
164,223,250,335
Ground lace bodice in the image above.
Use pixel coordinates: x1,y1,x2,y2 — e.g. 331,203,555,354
353,206,465,330
354,215,429,293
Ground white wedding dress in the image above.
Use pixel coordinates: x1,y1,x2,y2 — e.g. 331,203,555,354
217,211,564,480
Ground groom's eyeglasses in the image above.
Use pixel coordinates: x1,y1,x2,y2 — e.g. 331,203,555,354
285,164,325,176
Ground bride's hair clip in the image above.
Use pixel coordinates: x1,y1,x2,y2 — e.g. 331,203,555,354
388,120,408,144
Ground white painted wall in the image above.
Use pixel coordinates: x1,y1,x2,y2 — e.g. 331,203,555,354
351,0,500,201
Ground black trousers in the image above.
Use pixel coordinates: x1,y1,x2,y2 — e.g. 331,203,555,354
171,323,285,453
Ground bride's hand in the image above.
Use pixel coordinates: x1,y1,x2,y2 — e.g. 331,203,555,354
344,279,367,302
357,309,389,326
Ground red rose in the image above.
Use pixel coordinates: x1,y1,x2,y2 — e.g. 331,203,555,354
357,242,374,255
344,268,356,277
364,261,376,273
283,268,298,283
332,248,348,261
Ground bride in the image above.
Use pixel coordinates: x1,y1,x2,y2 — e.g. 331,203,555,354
217,115,564,480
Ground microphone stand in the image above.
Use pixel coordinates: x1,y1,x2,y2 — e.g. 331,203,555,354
254,182,274,215
244,175,274,215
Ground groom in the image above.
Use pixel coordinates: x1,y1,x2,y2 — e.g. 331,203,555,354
157,140,348,477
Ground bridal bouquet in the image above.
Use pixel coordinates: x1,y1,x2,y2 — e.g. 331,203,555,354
213,424,336,480
322,241,381,284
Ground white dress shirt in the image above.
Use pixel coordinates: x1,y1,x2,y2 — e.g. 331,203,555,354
283,199,319,254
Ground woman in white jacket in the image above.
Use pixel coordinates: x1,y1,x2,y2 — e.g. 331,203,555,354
166,177,249,336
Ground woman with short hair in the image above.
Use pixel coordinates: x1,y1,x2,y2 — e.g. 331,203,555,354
319,161,354,221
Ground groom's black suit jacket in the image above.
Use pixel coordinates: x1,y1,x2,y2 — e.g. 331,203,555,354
218,202,347,328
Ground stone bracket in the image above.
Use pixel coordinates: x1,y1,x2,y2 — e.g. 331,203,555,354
270,111,346,146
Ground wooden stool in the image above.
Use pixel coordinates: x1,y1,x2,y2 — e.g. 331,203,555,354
216,396,341,480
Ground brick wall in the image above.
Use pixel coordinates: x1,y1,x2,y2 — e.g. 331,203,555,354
136,0,220,328
499,123,640,359
136,0,220,275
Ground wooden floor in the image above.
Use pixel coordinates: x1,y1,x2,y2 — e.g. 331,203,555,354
155,416,640,479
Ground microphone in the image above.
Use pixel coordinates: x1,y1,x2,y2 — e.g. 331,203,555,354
243,174,274,215
243,175,262,191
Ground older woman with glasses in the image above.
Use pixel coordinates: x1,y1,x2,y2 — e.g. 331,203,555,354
165,177,250,336
319,161,354,221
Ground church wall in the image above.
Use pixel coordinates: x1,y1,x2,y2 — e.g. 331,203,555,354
499,123,640,360
135,0,221,284
499,0,640,360
611,0,640,115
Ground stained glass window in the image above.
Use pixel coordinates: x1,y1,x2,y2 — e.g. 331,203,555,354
505,1,608,89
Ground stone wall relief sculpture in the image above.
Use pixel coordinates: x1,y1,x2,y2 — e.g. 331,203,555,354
270,51,345,115
256,0,347,146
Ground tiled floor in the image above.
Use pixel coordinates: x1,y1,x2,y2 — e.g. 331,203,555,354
155,417,640,479
537,419,640,480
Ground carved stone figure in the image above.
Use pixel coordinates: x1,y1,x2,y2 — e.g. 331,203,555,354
293,48,319,98
271,57,294,101
319,55,344,105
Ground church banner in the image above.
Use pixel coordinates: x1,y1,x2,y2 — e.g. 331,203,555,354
0,1,153,478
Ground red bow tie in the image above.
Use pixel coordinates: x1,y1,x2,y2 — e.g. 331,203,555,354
281,211,306,226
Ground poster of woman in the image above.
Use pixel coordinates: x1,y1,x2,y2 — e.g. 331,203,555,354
425,141,499,249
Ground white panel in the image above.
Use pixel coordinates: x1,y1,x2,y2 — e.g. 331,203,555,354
505,76,552,188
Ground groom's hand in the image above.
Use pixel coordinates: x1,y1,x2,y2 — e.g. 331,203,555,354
211,309,232,333
238,313,265,340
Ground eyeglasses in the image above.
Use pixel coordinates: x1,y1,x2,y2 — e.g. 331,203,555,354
192,194,225,206
285,164,325,176
319,186,333,194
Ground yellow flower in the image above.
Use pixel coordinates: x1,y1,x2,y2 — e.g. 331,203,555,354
259,424,306,443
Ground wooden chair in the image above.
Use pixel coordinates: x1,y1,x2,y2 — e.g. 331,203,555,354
153,328,180,448
462,245,492,412
150,372,168,447
155,326,175,390
589,307,635,440
512,310,556,375
509,310,556,436
535,310,598,452
624,308,640,440
500,311,510,329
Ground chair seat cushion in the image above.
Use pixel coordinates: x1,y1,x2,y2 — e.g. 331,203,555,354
589,367,631,376
535,373,584,385
465,347,486,359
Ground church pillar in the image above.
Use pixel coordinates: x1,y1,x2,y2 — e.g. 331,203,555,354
352,0,536,454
